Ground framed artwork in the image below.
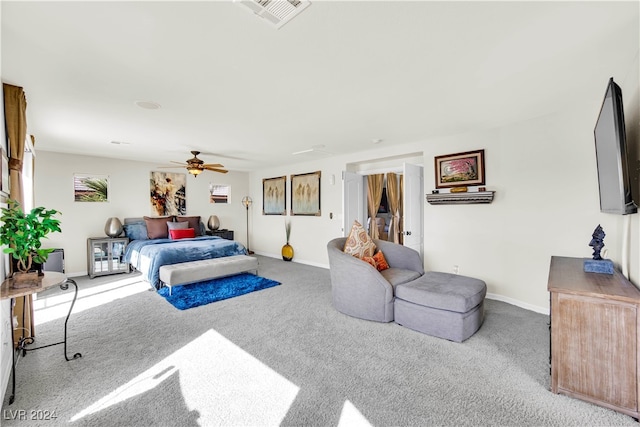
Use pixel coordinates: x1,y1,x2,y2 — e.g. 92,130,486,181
434,149,485,188
209,183,230,204
291,171,321,216
74,174,109,202
150,171,186,216
263,176,286,215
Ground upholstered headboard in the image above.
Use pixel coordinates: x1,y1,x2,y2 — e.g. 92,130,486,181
123,216,206,240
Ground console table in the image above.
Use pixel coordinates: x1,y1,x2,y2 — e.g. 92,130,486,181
548,256,640,418
1,272,82,404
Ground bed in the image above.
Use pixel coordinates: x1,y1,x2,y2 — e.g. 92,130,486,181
122,216,247,289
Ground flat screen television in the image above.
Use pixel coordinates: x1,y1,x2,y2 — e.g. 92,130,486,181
594,77,637,215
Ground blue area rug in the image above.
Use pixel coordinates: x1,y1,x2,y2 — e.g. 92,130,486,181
158,273,280,310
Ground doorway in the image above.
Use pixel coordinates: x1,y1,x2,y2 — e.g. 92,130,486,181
343,161,424,259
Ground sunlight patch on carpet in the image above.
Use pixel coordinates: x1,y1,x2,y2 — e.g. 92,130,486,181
338,400,374,427
71,329,299,425
33,275,149,325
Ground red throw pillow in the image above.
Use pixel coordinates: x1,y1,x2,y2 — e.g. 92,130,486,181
169,228,196,240
373,250,390,271
176,216,202,236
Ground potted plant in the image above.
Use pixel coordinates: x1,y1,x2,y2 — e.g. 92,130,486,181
0,199,61,285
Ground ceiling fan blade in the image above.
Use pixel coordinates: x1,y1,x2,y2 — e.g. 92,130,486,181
157,165,187,169
180,148,249,161
170,161,187,165
202,163,224,168
204,166,228,173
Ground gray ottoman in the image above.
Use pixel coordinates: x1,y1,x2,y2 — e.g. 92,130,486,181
394,272,487,342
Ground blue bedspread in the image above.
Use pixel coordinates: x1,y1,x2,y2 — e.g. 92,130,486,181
124,236,247,289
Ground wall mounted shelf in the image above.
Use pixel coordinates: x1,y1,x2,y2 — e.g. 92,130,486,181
426,191,495,205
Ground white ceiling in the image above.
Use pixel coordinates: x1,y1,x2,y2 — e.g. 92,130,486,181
1,1,638,172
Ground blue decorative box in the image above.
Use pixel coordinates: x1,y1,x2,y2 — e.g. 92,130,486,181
583,259,614,274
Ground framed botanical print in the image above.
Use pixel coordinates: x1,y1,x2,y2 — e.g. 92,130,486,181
291,171,321,216
73,174,109,202
263,176,286,215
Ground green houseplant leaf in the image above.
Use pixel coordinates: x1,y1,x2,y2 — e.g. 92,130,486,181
0,199,61,273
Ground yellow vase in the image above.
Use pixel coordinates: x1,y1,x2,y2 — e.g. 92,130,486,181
282,243,294,261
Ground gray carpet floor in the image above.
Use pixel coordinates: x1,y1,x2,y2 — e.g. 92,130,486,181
1,255,637,426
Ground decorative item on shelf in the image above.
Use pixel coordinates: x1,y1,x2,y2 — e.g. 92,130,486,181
104,217,123,237
584,224,614,274
450,187,468,193
282,219,293,261
0,199,62,287
207,215,220,231
242,196,254,254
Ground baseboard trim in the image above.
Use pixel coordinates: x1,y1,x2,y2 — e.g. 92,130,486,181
486,293,548,315
248,253,551,314
252,251,329,269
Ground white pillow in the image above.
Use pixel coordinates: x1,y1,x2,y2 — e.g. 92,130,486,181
167,221,189,231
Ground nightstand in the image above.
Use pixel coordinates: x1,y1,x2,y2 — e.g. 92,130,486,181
205,229,234,240
87,237,130,278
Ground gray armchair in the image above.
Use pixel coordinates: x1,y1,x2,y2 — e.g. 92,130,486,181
327,237,424,322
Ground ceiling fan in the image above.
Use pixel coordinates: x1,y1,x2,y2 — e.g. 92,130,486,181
161,151,228,177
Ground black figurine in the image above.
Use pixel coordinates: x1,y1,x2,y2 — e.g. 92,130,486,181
589,224,606,260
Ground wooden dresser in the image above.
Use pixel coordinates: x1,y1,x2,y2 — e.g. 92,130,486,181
548,256,640,418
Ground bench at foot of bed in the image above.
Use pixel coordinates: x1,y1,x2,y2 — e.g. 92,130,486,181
159,255,259,295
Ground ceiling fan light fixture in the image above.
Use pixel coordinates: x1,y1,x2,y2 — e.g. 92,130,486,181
159,151,228,176
187,166,203,176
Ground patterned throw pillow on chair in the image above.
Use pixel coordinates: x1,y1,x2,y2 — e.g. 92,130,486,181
362,256,377,268
343,220,376,259
373,250,390,271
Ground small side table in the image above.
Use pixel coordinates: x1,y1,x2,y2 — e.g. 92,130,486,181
1,272,82,404
205,229,234,240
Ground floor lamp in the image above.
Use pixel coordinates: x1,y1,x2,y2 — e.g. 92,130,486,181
242,196,254,254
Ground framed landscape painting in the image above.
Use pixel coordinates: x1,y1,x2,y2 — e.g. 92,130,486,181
434,149,485,188
263,176,286,215
209,183,230,204
291,171,321,216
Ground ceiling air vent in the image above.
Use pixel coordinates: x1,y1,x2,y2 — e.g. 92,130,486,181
235,0,310,29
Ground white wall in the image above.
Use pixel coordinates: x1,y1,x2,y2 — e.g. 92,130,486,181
248,158,346,266
248,86,639,313
34,151,250,276
422,106,628,312
30,51,640,314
